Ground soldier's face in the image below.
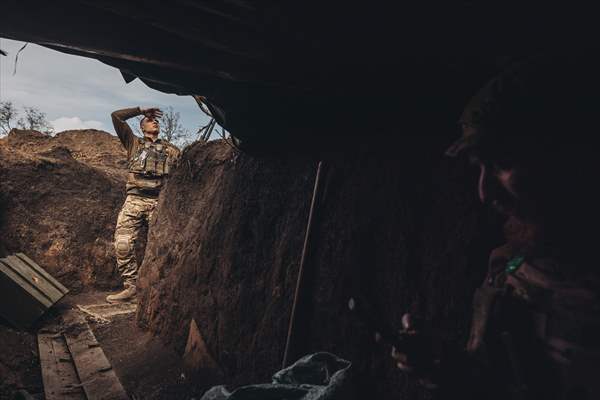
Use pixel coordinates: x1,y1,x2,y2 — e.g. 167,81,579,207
471,156,523,217
141,117,160,136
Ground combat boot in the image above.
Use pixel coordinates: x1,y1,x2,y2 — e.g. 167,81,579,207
106,283,137,303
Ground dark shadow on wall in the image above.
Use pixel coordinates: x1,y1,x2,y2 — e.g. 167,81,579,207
136,138,505,399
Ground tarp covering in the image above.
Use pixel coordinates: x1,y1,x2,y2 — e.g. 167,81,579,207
200,352,353,400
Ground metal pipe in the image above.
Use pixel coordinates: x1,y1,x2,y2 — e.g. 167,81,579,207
282,160,324,368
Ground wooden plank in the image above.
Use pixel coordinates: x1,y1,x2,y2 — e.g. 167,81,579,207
0,258,55,308
0,253,68,328
0,272,46,329
38,332,86,400
16,253,69,294
5,255,65,303
62,311,129,400
0,259,51,309
0,267,46,328
38,334,62,400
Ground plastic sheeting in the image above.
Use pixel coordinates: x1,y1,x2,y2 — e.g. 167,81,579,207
200,352,352,400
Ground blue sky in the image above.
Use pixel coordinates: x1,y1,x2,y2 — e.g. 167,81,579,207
0,37,214,142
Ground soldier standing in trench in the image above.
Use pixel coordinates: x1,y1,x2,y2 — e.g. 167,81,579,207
106,106,180,303
389,56,600,399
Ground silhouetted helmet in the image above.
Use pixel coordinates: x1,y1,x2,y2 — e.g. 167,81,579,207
446,54,600,164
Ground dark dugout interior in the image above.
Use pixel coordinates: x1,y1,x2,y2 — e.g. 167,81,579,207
2,1,599,399
3,2,575,154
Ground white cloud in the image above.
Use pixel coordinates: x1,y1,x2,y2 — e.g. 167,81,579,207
50,116,104,132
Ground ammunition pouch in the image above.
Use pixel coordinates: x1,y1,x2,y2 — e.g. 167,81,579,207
129,141,175,177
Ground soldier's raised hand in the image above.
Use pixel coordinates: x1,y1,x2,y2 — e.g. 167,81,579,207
140,107,163,119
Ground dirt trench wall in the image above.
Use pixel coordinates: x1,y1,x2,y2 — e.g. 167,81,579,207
137,139,503,398
137,141,314,380
0,129,127,289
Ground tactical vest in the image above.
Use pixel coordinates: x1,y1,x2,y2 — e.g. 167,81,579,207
129,140,174,177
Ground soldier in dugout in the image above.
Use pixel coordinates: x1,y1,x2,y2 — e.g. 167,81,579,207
389,55,600,399
106,106,180,303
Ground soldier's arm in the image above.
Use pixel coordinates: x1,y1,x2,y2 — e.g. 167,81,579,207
111,107,142,154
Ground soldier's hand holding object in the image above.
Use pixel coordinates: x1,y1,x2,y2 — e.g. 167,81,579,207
391,313,419,371
390,313,439,389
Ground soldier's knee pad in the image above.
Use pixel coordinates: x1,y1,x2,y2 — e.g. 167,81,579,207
115,234,132,259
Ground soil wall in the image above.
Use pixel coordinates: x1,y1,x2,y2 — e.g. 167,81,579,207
137,139,503,398
137,141,314,380
0,129,127,289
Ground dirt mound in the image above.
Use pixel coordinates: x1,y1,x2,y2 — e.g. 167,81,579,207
137,140,502,398
0,129,127,289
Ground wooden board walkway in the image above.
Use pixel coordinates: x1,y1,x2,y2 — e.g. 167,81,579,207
38,310,129,400
38,331,86,400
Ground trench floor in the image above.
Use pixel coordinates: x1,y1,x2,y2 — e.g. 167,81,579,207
0,291,208,400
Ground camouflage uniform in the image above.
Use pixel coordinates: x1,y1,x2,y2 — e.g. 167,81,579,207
111,107,180,286
114,195,159,286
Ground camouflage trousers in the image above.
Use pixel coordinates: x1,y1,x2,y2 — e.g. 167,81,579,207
114,194,158,286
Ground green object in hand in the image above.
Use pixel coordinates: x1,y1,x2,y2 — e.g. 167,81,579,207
505,256,525,274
